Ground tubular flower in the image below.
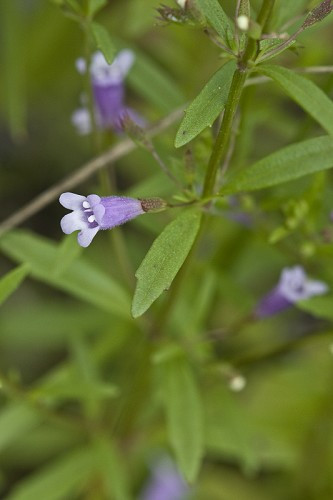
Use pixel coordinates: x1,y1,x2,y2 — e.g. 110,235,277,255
141,457,189,500
72,49,144,134
59,192,165,247
255,265,328,318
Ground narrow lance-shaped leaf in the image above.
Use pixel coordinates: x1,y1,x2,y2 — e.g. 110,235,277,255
221,135,333,194
195,0,233,44
0,230,130,318
91,22,116,64
162,355,204,482
257,65,333,136
175,60,236,148
132,209,202,318
0,264,30,306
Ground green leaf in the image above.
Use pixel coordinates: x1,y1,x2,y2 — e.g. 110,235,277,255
0,264,29,306
91,22,116,64
195,0,233,43
162,355,204,481
297,295,333,320
221,135,333,194
8,446,96,500
0,404,40,453
132,209,202,318
88,0,107,17
257,39,296,62
94,438,131,500
175,61,236,148
0,230,130,318
257,65,333,136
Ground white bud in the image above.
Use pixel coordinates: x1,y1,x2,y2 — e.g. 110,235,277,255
176,0,187,8
229,375,247,392
237,15,250,31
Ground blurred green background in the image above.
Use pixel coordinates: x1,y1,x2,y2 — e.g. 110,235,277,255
0,0,333,498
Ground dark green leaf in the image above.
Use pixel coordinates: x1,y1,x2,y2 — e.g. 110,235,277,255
132,209,202,318
195,0,233,43
0,231,130,318
175,61,236,148
91,22,116,64
0,264,29,306
162,355,204,481
257,65,333,136
221,136,333,194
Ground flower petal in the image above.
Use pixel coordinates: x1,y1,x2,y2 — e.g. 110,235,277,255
87,194,101,207
92,203,105,225
302,279,329,299
60,211,86,234
77,226,100,247
59,192,86,210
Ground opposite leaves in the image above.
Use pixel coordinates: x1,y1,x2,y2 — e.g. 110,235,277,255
132,209,202,317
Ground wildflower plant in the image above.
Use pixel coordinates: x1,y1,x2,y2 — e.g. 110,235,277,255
1,0,333,498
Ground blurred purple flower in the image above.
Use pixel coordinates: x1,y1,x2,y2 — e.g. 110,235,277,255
141,458,189,500
255,265,328,318
59,192,145,247
72,50,144,134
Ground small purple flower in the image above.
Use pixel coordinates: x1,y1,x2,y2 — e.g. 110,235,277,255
141,457,189,500
72,50,144,134
59,192,165,247
255,265,328,318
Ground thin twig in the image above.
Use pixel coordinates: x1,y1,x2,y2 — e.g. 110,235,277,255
0,107,184,236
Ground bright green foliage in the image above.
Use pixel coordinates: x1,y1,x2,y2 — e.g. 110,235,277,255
88,0,107,17
132,209,202,317
0,231,130,317
222,136,333,193
1,0,333,497
8,447,97,500
298,295,333,320
258,65,333,136
91,22,116,64
161,354,204,481
175,61,236,147
0,264,29,306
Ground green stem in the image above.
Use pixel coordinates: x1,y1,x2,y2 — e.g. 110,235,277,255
202,0,276,198
202,68,247,197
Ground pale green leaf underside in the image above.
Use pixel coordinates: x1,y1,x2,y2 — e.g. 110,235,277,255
221,135,333,194
91,22,116,64
0,263,30,306
0,230,130,317
163,357,204,482
258,65,333,136
175,61,236,148
132,209,202,318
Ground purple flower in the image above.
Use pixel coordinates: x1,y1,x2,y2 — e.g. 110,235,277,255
72,50,144,134
59,192,165,247
255,265,328,318
141,458,189,500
